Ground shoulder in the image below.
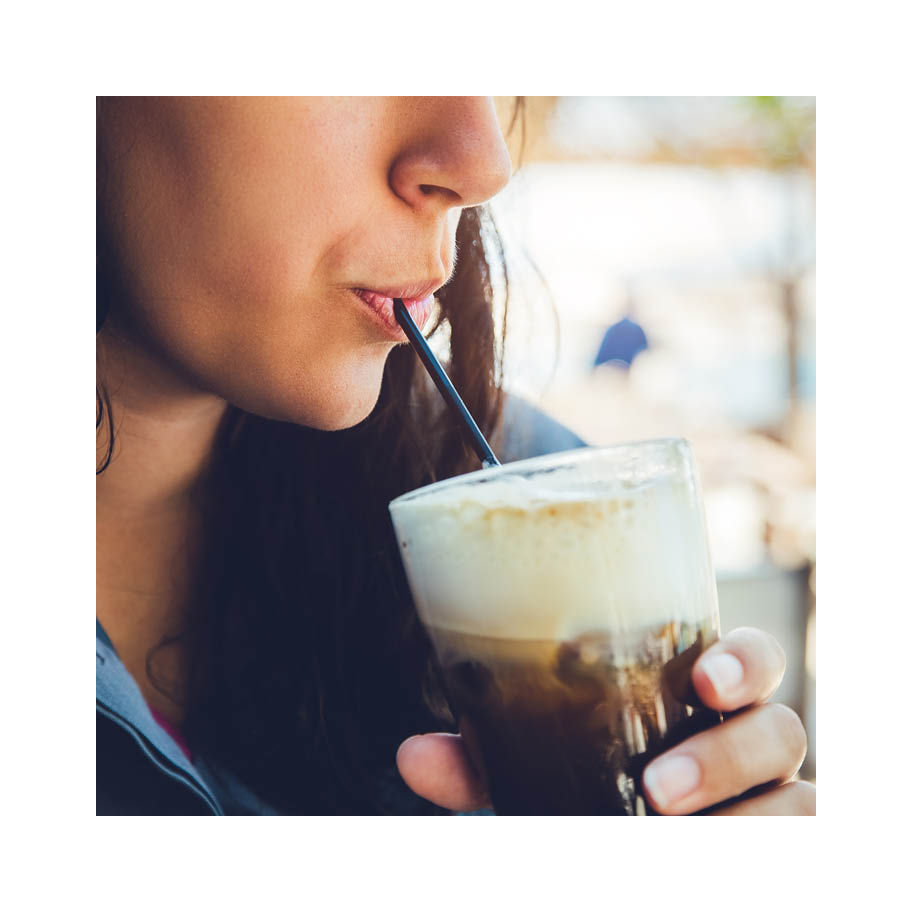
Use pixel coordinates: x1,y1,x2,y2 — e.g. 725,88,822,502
494,393,588,463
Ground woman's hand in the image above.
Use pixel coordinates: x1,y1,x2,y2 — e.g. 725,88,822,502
396,627,815,815
641,627,815,815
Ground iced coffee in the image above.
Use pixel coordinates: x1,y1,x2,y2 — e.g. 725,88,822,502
389,439,721,816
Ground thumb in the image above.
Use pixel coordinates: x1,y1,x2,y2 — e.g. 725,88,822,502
396,733,490,812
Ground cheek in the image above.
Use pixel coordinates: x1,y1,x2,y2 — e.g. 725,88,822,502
134,181,330,375
130,266,394,431
188,185,317,310
210,233,303,315
112,98,392,429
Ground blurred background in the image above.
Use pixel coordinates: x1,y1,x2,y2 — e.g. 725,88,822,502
490,96,816,779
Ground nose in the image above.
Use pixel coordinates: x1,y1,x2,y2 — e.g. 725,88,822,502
389,97,513,214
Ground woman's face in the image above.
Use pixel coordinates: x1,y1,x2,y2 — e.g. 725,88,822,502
98,97,512,428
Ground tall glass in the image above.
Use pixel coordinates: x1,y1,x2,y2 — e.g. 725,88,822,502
389,439,722,816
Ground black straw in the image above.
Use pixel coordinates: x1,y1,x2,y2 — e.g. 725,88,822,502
394,298,500,469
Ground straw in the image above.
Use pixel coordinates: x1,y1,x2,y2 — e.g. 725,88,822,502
393,298,500,469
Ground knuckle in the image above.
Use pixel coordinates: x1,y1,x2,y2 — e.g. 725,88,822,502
791,781,817,815
713,717,754,780
727,627,786,677
767,703,808,765
770,635,787,675
725,626,761,645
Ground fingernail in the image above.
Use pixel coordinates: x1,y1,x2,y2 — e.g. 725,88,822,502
643,755,701,809
395,734,424,761
700,652,744,697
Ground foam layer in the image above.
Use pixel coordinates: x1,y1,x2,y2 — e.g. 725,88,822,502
390,474,718,641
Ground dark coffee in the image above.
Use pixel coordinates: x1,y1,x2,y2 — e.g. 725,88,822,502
431,619,721,815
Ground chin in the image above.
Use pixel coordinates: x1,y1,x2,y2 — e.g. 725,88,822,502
306,386,383,431
237,350,390,431
308,351,393,430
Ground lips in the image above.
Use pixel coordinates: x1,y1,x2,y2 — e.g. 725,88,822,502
351,287,436,336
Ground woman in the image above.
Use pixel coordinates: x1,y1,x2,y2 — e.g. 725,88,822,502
96,97,815,815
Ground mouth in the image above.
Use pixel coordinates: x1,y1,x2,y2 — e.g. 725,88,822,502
350,285,438,339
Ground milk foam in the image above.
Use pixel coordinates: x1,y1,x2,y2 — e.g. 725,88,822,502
390,473,718,641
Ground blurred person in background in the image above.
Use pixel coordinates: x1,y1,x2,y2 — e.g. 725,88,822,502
594,283,648,371
96,97,814,815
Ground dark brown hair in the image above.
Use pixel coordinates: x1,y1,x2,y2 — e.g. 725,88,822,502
97,100,523,813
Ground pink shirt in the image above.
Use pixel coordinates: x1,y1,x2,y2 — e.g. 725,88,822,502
149,705,194,763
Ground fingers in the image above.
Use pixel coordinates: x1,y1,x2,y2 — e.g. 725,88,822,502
396,733,490,812
692,627,787,712
705,780,816,816
643,702,808,815
398,628,796,816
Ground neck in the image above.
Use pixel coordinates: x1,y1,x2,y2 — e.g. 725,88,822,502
97,325,228,512
96,323,228,722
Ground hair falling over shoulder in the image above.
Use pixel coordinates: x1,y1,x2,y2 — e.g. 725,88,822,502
96,101,524,812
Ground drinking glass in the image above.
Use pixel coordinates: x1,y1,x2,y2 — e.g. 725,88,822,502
390,439,722,815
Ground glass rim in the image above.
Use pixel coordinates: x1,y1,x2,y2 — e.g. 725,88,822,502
389,436,692,509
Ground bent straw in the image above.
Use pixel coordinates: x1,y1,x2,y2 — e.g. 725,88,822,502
394,298,500,469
